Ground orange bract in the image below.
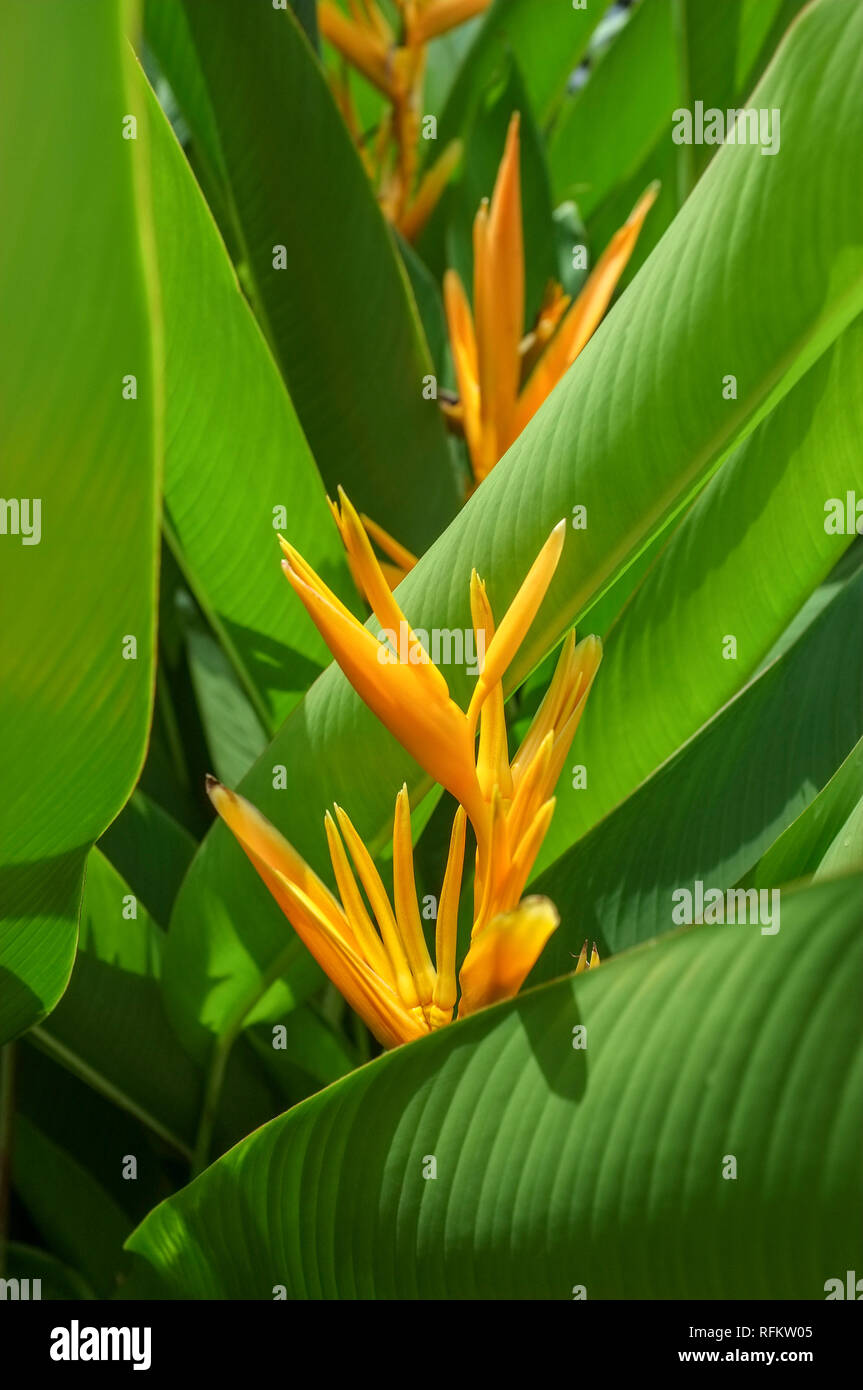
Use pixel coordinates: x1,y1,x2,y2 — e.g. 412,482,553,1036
444,113,658,487
209,497,602,1046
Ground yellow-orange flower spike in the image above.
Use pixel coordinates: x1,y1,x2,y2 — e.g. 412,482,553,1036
208,775,563,1046
443,117,657,486
282,491,601,938
280,493,486,829
413,0,491,44
211,502,603,1046
209,772,540,1047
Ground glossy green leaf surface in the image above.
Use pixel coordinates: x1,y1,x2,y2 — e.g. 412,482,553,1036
0,1,160,1044
538,313,863,867
534,568,863,974
139,70,350,729
128,872,863,1298
436,0,612,148
147,0,460,554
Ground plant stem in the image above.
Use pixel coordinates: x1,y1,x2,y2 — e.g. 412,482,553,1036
190,936,305,1178
27,1028,194,1164
191,1029,235,1179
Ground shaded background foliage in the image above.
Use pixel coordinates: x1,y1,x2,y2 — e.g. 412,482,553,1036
0,0,860,1299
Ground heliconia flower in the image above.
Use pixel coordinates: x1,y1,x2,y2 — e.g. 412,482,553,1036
207,776,471,1048
210,496,601,1046
209,771,567,1045
282,488,601,954
444,112,658,487
282,489,487,827
319,0,488,238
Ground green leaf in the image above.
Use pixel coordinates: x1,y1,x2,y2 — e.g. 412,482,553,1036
286,0,317,49
538,313,863,866
436,0,613,149
743,735,863,890
127,872,863,1298
13,1116,132,1297
138,67,350,730
15,1042,179,1232
163,0,863,1051
674,0,808,186
394,232,452,387
0,0,160,1044
534,568,863,972
181,604,268,787
33,851,287,1164
814,795,863,880
244,1007,357,1099
3,1243,94,1301
422,12,485,117
97,790,196,929
146,0,460,553
565,0,809,290
549,0,679,217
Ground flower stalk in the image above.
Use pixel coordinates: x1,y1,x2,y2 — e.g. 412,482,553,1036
319,0,489,237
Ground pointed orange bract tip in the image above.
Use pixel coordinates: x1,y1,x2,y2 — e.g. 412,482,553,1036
474,112,523,475
487,112,523,419
206,775,343,927
458,895,559,1017
514,181,658,437
359,513,417,570
468,519,566,722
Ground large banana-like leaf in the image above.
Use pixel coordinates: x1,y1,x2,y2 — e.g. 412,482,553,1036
539,313,863,867
553,0,810,294
548,0,804,214
549,0,679,217
144,0,459,553
139,65,351,729
161,0,863,1054
533,567,863,975
815,796,863,879
128,872,863,1298
743,735,863,890
0,1,160,1044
